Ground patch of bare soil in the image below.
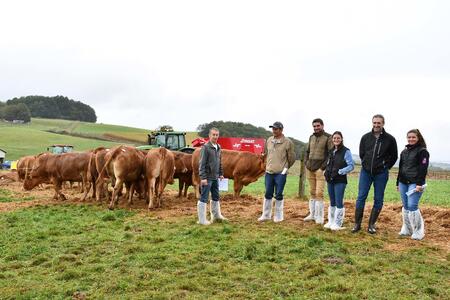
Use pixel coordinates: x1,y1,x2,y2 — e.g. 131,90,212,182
1,179,449,252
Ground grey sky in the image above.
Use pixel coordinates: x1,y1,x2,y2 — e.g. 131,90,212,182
1,0,450,162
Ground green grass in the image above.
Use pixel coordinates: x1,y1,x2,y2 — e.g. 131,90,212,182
0,205,448,299
166,176,450,207
0,122,120,160
1,118,199,160
0,188,35,203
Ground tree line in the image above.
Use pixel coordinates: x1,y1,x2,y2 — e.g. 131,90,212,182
197,121,306,159
0,95,97,123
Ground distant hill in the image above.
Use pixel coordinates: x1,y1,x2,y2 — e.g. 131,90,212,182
430,162,450,171
5,95,97,122
197,120,306,159
0,118,200,160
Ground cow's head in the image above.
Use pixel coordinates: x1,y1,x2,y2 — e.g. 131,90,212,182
23,153,50,190
174,153,188,174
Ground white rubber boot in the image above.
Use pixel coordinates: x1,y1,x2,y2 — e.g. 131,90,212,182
398,207,412,236
197,201,211,225
304,199,316,221
409,210,425,240
314,200,324,224
330,207,345,230
211,200,228,222
324,206,336,229
273,200,284,223
258,199,273,222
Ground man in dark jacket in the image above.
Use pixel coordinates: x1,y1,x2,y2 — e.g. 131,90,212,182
197,127,226,225
352,114,398,234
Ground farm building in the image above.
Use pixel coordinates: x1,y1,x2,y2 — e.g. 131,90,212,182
0,148,6,164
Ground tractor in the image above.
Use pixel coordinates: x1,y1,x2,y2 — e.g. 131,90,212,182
47,144,74,154
136,131,195,153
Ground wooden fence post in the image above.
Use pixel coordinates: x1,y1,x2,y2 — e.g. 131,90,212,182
298,149,306,199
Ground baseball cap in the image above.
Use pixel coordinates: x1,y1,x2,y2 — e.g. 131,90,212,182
269,121,283,129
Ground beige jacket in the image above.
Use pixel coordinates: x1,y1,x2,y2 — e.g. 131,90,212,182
265,135,296,174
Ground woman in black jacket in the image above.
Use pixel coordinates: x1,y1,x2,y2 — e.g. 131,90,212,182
323,131,354,230
397,129,429,240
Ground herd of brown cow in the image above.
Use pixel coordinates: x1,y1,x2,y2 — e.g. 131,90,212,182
16,146,267,210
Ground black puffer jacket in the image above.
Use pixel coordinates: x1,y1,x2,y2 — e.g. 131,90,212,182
397,144,429,186
359,128,398,175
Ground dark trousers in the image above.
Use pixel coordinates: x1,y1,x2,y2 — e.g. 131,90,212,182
264,173,287,201
356,168,389,210
199,179,219,204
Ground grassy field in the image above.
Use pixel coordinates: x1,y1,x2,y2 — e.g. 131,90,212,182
239,176,450,207
0,118,199,160
0,204,447,299
0,121,121,160
165,176,450,208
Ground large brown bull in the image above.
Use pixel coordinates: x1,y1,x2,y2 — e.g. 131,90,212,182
97,145,145,209
192,148,266,198
144,148,175,209
23,152,90,200
173,151,193,198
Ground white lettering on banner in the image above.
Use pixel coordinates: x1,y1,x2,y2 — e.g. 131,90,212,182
233,143,241,148
255,144,262,148
240,139,255,143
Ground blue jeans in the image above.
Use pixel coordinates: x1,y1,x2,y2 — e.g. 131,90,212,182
199,179,219,204
398,182,423,211
264,173,287,201
356,168,389,210
327,182,346,209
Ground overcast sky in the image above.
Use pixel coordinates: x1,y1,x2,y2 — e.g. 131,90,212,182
1,1,450,162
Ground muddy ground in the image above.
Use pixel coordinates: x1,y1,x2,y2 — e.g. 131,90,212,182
1,171,449,252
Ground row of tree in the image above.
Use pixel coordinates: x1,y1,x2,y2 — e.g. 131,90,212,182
197,121,306,159
1,95,97,123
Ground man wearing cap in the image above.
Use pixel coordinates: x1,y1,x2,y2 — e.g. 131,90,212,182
258,121,296,222
303,118,333,224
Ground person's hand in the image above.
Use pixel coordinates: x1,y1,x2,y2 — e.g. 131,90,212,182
415,185,423,192
219,176,224,180
201,179,208,186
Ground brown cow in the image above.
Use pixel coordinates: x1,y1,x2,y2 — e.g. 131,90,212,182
93,147,111,202
23,152,91,200
97,145,145,210
17,155,36,182
144,148,175,209
172,151,193,198
192,148,266,198
83,147,107,201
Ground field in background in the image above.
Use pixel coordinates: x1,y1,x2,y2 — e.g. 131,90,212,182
0,118,199,160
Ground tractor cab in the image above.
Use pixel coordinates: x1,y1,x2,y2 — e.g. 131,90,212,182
136,130,194,153
47,144,74,154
